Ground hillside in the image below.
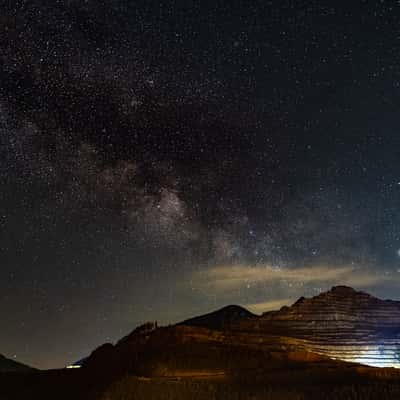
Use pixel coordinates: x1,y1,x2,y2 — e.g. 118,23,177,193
243,286,400,367
0,354,34,372
3,286,400,399
81,286,400,375
178,286,400,368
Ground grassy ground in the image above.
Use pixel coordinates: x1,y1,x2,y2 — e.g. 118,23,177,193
2,362,400,400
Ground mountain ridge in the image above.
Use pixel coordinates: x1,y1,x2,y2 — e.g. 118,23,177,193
172,286,400,368
246,286,400,367
0,354,34,372
3,286,400,400
80,285,400,378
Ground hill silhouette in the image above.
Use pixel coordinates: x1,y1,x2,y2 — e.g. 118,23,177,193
0,354,34,372
178,304,256,329
178,286,400,368
2,286,400,399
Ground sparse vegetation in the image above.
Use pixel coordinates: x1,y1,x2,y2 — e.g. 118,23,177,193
100,374,400,400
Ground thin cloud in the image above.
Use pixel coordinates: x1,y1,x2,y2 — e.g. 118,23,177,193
198,264,393,291
245,299,294,314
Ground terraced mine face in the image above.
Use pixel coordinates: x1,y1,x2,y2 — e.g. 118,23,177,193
83,286,400,375
251,286,400,368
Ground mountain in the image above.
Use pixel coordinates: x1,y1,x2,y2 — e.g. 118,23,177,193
82,286,400,374
178,305,256,330
238,286,400,368
0,354,33,372
3,286,400,400
76,286,400,399
172,286,400,368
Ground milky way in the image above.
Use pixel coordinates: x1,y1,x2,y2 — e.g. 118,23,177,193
2,1,400,368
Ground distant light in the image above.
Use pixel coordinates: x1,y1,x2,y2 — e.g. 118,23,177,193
66,365,81,369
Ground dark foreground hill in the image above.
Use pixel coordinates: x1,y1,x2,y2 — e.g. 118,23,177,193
0,354,33,372
2,286,400,400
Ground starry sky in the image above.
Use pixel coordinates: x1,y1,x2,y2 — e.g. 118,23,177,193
2,0,400,369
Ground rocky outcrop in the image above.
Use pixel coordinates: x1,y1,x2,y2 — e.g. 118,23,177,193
177,286,400,368
84,286,400,372
245,286,400,367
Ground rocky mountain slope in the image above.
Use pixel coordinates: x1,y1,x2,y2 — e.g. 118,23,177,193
3,286,400,400
81,285,400,378
80,286,400,374
244,286,400,367
180,286,400,368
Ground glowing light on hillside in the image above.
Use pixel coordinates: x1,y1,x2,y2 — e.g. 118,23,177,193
312,345,400,369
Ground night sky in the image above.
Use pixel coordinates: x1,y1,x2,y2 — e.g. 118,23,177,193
2,1,400,369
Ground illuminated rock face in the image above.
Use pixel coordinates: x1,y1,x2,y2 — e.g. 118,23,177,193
255,286,400,368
